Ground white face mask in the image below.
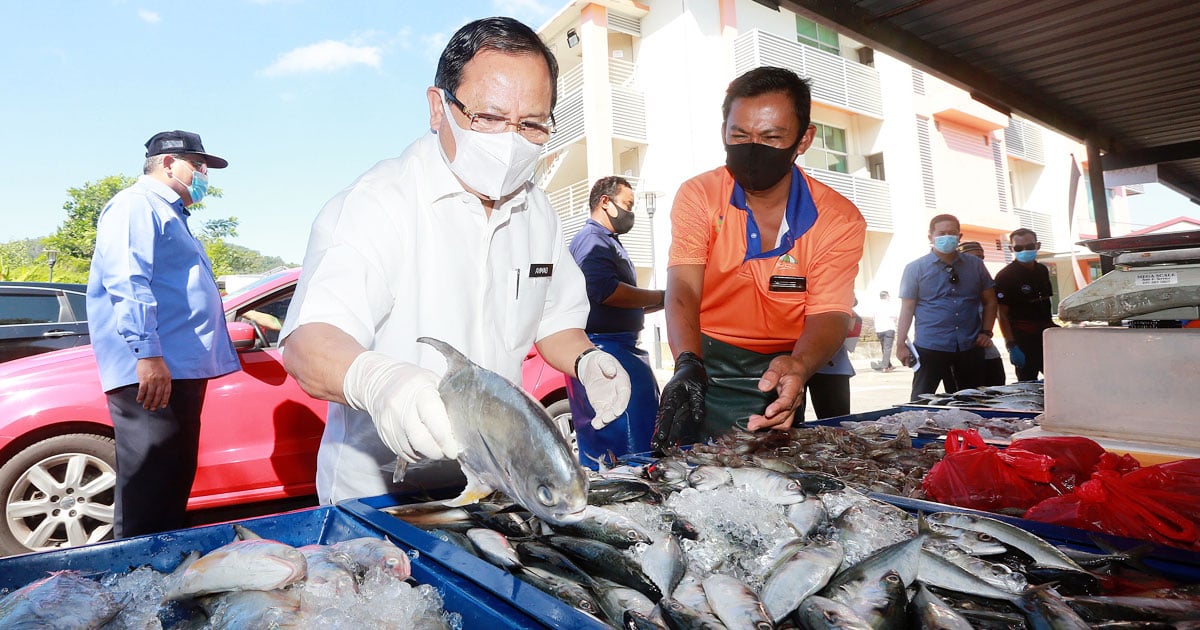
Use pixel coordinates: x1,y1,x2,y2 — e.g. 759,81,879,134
438,92,542,200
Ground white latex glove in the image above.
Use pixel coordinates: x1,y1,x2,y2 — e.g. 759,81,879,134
577,349,631,430
342,351,461,462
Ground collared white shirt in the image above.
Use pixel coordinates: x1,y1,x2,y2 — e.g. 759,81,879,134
282,132,588,502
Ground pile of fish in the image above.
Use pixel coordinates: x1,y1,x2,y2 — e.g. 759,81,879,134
0,524,453,629
911,382,1045,411
672,425,946,498
391,461,1200,629
839,408,1039,443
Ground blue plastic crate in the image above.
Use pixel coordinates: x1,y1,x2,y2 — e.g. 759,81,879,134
805,404,1040,447
0,505,551,628
340,494,610,630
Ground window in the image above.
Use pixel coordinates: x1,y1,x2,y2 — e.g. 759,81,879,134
796,16,839,55
237,289,293,347
65,293,87,322
0,293,61,326
807,123,848,173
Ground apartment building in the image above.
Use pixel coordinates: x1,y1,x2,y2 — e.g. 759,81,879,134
535,0,1135,354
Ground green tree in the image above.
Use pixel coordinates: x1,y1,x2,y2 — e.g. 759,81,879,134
46,175,225,262
46,175,135,260
0,239,39,281
202,217,239,240
3,174,283,281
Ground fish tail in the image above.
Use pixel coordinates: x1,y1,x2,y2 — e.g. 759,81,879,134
233,523,263,540
393,456,409,483
417,337,471,376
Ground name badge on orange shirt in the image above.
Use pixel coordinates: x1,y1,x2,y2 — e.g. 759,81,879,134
769,275,806,292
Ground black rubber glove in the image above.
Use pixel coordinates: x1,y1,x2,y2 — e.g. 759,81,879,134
652,352,707,454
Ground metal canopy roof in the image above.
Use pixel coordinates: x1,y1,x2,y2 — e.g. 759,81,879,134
775,0,1200,204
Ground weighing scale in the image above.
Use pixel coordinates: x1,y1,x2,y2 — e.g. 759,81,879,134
1021,230,1200,459
1058,230,1200,324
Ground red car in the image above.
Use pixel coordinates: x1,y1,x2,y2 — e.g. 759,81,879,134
0,268,570,556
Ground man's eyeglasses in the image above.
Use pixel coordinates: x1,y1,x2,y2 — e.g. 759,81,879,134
945,265,959,284
443,89,557,144
1012,242,1040,252
174,156,207,173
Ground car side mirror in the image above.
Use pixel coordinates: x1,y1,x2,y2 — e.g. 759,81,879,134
227,321,257,350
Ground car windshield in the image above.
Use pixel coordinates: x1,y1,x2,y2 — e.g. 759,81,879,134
222,269,294,302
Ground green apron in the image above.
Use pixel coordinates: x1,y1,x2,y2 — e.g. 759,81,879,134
700,334,791,440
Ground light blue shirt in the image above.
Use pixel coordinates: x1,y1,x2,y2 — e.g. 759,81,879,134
899,251,994,352
87,175,239,392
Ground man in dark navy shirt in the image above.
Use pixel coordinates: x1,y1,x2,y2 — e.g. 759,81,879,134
566,176,664,465
995,228,1058,381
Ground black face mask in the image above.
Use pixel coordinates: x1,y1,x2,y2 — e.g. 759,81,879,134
724,140,800,192
608,201,636,235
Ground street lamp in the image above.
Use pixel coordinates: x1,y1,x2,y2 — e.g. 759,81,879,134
45,249,58,282
642,192,657,279
643,192,661,368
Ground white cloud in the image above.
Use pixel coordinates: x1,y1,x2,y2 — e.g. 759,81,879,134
262,40,382,76
137,9,160,23
420,32,447,62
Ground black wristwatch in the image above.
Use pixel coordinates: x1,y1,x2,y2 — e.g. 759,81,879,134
979,330,993,337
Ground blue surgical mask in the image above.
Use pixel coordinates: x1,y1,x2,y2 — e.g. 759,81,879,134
933,234,959,254
1015,249,1038,263
187,170,209,205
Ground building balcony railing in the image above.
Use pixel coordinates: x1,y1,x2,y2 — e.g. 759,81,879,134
802,167,894,233
1005,117,1046,164
544,59,646,155
734,29,883,119
1015,207,1057,252
547,177,653,267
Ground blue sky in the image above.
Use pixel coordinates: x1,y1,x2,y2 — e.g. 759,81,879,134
0,0,559,264
0,1,1194,265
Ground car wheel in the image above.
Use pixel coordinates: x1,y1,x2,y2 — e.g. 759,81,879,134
0,434,117,556
542,399,577,461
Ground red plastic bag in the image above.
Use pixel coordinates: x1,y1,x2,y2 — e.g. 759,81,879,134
922,430,1059,513
1009,435,1108,491
1025,465,1200,551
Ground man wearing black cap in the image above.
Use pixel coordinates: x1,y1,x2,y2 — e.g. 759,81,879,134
86,130,240,538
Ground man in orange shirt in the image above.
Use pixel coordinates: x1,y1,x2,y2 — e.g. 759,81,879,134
653,67,866,451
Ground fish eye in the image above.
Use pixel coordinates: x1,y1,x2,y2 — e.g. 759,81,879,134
626,529,640,540
885,573,901,584
536,485,555,506
579,600,596,613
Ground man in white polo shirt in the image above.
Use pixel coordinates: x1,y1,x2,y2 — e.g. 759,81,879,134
281,17,631,503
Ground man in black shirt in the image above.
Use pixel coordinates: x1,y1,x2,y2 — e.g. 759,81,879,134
994,228,1058,381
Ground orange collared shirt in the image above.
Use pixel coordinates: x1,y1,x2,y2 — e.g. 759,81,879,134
668,166,866,353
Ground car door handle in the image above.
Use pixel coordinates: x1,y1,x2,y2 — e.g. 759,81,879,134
42,330,77,338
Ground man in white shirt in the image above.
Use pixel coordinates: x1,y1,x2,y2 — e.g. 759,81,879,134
872,290,899,371
281,17,631,503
